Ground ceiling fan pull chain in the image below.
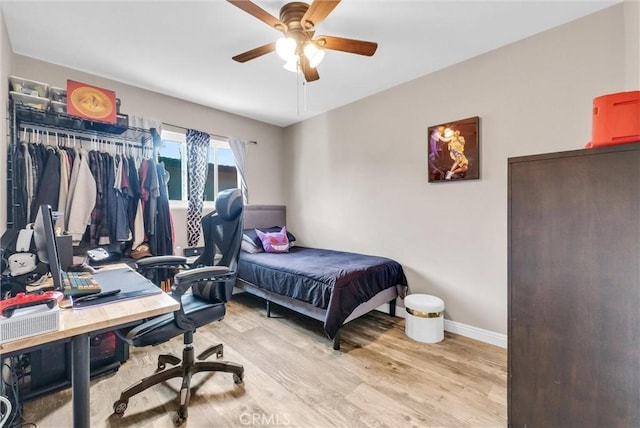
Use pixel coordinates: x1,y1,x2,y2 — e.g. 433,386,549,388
296,68,300,116
303,80,308,113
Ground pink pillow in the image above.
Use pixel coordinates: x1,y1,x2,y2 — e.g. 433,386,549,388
255,226,290,253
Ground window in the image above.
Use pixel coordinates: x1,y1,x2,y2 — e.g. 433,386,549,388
158,129,238,202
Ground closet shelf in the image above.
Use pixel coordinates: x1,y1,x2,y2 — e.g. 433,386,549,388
14,103,151,142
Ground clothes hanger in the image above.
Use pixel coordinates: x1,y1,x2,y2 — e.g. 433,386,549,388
136,139,143,165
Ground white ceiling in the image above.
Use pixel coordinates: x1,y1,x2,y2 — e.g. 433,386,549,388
1,0,620,127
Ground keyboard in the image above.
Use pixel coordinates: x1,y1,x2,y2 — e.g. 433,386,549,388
61,271,102,297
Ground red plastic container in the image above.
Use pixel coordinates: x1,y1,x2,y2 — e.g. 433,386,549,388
588,91,640,148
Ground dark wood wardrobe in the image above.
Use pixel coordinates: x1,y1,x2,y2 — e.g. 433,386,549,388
508,142,640,427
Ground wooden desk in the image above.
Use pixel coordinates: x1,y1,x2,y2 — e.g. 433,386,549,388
0,265,179,427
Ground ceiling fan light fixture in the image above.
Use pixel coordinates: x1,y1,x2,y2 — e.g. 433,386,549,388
283,55,300,73
276,37,297,61
303,42,325,68
228,0,378,82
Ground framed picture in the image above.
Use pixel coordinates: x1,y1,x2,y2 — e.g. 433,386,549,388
66,80,117,123
427,116,480,182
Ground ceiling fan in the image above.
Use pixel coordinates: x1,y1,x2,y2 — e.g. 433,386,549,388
228,0,378,82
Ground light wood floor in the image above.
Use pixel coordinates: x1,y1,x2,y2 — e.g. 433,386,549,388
23,293,507,427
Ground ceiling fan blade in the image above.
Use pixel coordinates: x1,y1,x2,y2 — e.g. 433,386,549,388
227,0,286,31
301,0,341,30
317,35,378,56
300,55,320,82
232,42,276,63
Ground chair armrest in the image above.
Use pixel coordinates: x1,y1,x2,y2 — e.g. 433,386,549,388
172,265,235,332
172,266,232,296
136,255,188,269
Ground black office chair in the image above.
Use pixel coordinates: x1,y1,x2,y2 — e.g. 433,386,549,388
112,188,245,424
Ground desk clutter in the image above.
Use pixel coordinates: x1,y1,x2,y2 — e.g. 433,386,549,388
0,302,60,344
0,264,170,424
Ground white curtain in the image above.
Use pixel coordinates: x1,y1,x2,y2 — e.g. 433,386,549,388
229,137,248,203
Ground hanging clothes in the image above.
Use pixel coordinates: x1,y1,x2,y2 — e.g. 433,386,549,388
65,149,97,244
87,150,103,245
140,158,160,241
11,144,28,230
28,143,44,207
112,154,131,242
149,161,173,257
31,146,61,222
102,151,118,244
125,155,143,247
96,152,111,245
23,143,34,221
10,132,174,258
56,146,70,230
138,157,150,237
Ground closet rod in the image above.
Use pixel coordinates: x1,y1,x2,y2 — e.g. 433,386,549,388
19,124,149,149
162,122,258,145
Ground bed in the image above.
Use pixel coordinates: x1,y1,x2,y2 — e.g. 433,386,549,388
235,205,408,350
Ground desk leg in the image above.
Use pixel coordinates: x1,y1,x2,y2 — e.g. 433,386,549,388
71,333,90,428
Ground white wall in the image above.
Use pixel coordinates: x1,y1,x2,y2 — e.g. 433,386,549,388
7,56,286,248
0,9,12,236
283,5,630,335
624,0,640,89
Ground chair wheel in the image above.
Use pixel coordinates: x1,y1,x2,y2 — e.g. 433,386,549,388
158,362,166,371
233,373,244,384
113,399,128,415
174,408,187,426
217,350,223,359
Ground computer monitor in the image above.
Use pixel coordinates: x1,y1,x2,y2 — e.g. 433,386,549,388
33,204,63,291
34,205,161,306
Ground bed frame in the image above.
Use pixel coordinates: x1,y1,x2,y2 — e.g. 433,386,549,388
236,205,398,350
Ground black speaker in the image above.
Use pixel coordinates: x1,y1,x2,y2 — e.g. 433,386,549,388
55,234,73,271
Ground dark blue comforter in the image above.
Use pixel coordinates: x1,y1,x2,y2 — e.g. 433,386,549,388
237,246,408,338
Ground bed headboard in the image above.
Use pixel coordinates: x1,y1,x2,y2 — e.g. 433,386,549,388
243,205,286,229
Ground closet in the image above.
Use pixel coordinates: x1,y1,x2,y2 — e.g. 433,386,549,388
3,99,168,401
508,143,640,427
6,99,173,257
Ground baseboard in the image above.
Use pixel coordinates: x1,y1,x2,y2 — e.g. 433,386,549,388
375,303,507,349
443,319,507,348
